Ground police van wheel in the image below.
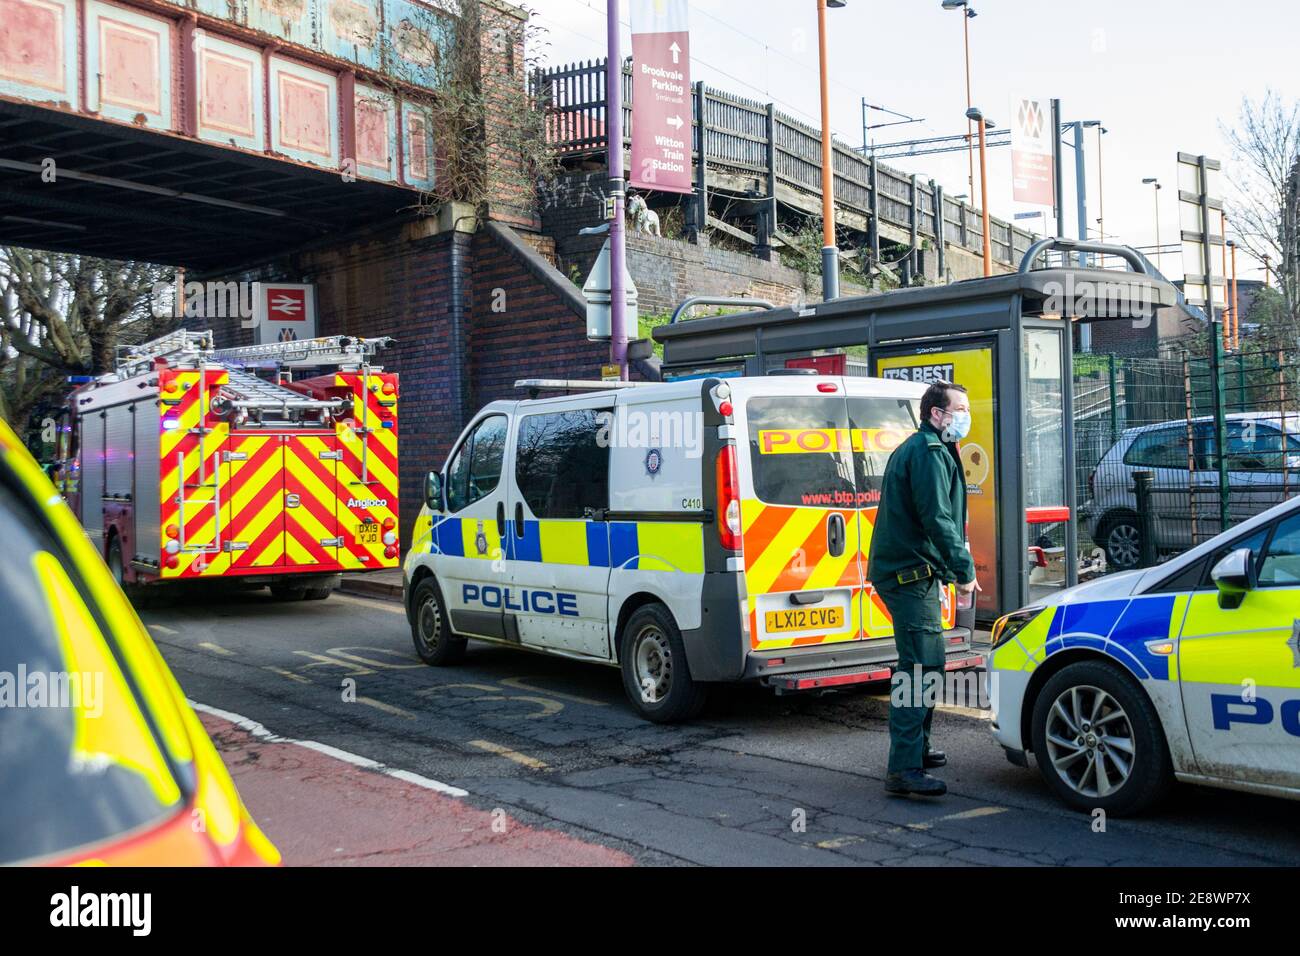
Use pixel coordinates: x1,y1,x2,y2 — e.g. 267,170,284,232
411,577,466,666
1030,660,1173,816
619,604,707,724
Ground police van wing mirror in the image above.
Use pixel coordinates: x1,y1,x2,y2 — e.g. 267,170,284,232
1211,548,1256,609
425,471,444,513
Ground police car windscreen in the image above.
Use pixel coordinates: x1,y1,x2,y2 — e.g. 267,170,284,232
747,397,917,508
0,480,182,864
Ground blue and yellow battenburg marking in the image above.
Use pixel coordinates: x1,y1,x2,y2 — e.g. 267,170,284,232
990,593,1190,682
424,516,704,574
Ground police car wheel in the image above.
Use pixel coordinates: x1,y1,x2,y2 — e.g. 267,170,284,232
411,577,466,666
619,604,707,723
1099,515,1142,570
1030,660,1172,816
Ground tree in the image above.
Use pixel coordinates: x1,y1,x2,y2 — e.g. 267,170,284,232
1221,92,1300,323
1243,284,1299,351
381,0,556,219
0,247,173,440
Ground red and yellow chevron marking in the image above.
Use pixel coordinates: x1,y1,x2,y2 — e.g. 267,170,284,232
283,434,341,567
740,499,955,650
333,371,399,570
159,368,230,579
153,368,399,579
224,434,286,570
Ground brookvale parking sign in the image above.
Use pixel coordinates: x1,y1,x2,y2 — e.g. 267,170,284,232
630,0,692,194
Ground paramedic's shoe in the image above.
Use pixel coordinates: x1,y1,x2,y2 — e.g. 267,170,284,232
884,770,947,796
923,748,947,769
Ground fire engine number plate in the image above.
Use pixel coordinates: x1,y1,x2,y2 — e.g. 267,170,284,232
355,522,381,546
764,606,844,633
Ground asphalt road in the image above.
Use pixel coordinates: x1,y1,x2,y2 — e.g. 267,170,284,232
144,587,1300,867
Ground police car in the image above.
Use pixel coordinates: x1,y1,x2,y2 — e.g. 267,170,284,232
404,375,980,722
988,493,1300,815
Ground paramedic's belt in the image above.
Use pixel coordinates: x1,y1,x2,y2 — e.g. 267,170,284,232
896,564,934,585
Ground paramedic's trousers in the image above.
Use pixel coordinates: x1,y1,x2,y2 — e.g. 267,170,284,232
875,576,945,774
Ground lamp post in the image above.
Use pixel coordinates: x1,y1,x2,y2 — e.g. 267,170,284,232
967,106,992,276
607,0,627,379
1228,238,1240,351
817,0,846,300
1095,125,1107,268
942,0,977,197
1142,177,1163,273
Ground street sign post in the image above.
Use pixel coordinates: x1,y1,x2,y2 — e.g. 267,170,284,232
630,0,693,194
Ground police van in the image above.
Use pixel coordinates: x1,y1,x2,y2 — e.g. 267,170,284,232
404,374,980,722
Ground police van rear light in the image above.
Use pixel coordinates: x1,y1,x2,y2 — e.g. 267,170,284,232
817,382,838,393
716,443,741,551
383,531,397,546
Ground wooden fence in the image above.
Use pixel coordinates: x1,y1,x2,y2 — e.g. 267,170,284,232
532,58,1037,270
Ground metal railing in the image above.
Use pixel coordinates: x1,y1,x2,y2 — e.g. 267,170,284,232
531,58,1038,269
1076,348,1300,577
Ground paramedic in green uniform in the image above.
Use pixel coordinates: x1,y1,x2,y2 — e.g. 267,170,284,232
868,381,978,797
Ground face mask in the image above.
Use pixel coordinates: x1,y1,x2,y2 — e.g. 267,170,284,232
941,411,972,443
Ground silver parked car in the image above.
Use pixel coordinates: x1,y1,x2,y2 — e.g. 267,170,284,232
1084,412,1300,570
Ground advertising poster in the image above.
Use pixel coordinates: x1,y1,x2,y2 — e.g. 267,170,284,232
875,345,998,614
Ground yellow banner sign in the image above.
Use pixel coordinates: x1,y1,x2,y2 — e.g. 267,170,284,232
757,428,909,455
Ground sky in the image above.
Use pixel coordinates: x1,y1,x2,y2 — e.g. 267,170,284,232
523,0,1297,283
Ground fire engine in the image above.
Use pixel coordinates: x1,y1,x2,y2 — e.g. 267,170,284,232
56,330,399,599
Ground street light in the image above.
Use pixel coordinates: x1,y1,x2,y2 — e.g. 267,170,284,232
1142,177,1163,273
818,0,846,300
1094,125,1108,268
1227,238,1240,350
967,106,992,276
943,0,978,196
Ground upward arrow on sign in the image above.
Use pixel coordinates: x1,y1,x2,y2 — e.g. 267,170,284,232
669,41,681,63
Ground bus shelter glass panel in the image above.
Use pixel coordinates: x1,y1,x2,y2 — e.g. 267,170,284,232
1024,328,1068,603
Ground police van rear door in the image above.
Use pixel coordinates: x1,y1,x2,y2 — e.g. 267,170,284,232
843,379,957,638
731,377,866,653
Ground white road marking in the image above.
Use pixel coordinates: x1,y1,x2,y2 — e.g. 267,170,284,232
332,592,406,614
189,700,467,797
148,623,179,636
198,642,234,656
468,738,549,770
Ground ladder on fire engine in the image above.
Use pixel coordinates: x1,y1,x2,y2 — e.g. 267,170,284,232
213,336,394,485
219,368,345,421
115,329,214,377
210,335,394,371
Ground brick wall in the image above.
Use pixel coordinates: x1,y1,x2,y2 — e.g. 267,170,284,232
186,214,611,550
540,170,871,320
468,226,607,410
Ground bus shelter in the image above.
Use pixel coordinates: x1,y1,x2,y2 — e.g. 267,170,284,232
653,239,1180,621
